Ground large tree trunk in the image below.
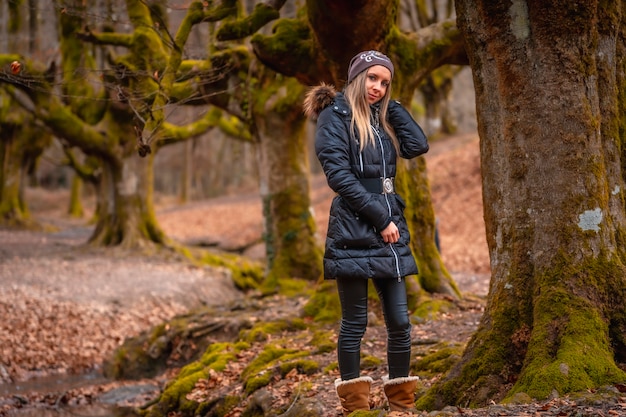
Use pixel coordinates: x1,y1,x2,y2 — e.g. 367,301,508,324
0,135,28,224
396,157,458,296
89,152,166,248
419,67,460,137
54,0,167,248
394,88,460,299
420,0,626,408
253,76,323,287
0,117,51,226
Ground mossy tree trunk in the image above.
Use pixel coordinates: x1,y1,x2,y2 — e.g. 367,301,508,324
146,2,326,285
0,110,52,226
0,0,52,227
419,67,460,137
0,2,168,247
420,0,626,408
395,86,461,299
0,133,29,224
253,75,323,286
89,152,165,247
67,174,84,218
56,0,167,247
407,0,460,138
396,156,458,296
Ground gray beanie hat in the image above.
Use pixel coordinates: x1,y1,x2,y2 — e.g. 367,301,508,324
347,50,395,84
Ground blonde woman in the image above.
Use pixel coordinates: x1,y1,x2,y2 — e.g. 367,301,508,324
304,50,429,415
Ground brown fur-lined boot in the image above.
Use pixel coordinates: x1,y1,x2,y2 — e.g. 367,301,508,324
382,375,420,412
334,376,373,416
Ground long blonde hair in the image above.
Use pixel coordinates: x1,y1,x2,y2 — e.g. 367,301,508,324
344,71,399,153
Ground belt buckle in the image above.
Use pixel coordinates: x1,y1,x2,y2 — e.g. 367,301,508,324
382,177,394,194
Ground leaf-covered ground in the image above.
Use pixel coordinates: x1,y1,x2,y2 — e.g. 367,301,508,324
2,134,625,416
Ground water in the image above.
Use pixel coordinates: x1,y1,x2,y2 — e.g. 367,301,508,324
6,404,140,417
1,372,152,417
0,372,108,397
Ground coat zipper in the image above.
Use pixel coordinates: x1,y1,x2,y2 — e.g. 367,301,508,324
372,120,402,281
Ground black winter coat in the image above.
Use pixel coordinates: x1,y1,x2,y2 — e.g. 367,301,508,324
306,85,429,280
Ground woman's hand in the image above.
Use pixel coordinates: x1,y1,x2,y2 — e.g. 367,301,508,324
380,221,399,243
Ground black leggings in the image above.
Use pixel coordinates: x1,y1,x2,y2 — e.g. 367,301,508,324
336,277,412,380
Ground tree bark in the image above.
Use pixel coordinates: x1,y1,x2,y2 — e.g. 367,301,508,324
420,0,626,408
67,174,84,218
0,113,52,226
253,75,323,286
90,152,166,247
0,136,28,223
396,156,458,296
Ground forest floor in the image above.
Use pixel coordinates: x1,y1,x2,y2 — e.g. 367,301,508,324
1,133,625,417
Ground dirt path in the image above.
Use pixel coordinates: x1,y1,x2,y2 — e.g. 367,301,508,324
0,226,243,384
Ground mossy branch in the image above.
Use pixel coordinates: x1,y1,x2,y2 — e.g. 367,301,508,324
199,0,239,23
77,28,134,47
216,2,283,41
387,19,467,90
138,2,242,154
7,83,113,157
157,107,252,150
62,147,99,184
251,17,316,81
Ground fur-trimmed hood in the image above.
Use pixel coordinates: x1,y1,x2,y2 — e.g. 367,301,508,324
303,83,337,119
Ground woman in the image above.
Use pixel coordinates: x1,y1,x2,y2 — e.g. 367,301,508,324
303,50,429,415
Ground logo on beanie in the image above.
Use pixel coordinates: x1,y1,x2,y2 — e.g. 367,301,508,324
360,51,391,64
347,50,394,84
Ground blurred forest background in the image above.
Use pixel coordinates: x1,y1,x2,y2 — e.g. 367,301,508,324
1,0,476,206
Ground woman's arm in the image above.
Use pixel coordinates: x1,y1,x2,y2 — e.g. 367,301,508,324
387,100,429,159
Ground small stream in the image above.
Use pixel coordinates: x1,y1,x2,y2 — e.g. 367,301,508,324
7,405,139,417
2,372,156,417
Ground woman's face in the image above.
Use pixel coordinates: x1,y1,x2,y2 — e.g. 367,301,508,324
365,65,392,104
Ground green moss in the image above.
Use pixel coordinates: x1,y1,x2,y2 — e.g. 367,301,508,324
361,354,383,369
278,359,319,376
412,298,456,321
412,342,464,377
422,250,626,410
250,17,313,75
177,342,239,379
309,329,336,354
243,370,274,394
212,394,242,416
103,322,172,379
239,319,307,343
147,342,246,415
501,392,532,405
303,280,342,323
184,247,263,291
274,277,311,297
254,77,305,117
386,24,458,82
323,362,338,374
508,286,626,400
241,344,310,394
417,301,523,409
259,178,323,291
217,3,279,40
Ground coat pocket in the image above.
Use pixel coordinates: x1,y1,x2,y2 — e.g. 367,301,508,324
329,198,381,249
336,212,380,249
